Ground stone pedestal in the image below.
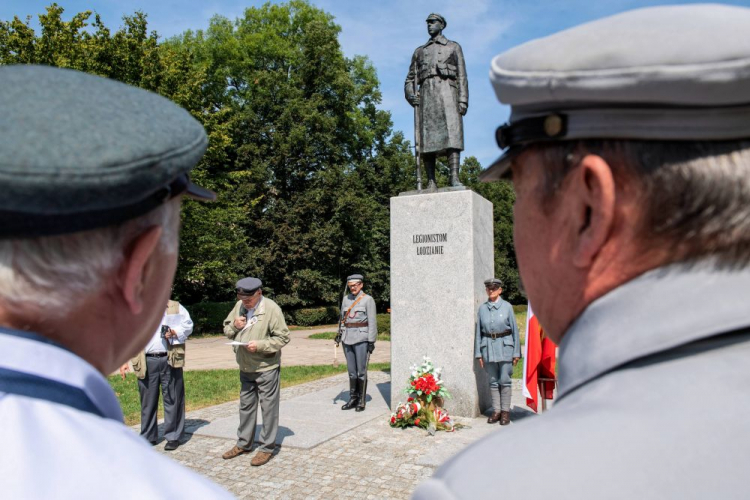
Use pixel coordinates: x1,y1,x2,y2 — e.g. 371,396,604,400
390,189,494,417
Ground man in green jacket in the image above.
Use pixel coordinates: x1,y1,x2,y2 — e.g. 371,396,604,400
221,277,290,466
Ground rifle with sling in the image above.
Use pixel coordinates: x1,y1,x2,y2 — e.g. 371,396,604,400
413,60,423,192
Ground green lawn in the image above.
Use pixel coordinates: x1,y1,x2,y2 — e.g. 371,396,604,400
113,312,531,426
289,324,338,331
109,363,391,426
516,310,527,344
308,331,392,342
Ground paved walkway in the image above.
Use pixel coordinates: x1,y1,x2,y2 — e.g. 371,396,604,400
185,327,391,370
145,372,534,499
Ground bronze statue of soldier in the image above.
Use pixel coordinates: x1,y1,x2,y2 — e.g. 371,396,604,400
405,13,468,192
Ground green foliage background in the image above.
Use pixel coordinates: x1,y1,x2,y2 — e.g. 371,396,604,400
0,1,523,308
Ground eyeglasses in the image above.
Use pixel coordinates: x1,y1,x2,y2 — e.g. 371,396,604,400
485,286,500,290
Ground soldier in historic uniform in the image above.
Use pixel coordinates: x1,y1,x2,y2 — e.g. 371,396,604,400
475,278,520,426
336,274,377,411
405,13,468,191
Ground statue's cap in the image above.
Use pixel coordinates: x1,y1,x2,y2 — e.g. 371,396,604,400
481,4,750,181
426,13,446,28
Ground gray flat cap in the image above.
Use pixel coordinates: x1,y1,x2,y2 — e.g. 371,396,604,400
236,277,262,294
484,278,503,288
426,13,446,29
0,65,215,237
482,4,750,181
347,274,364,283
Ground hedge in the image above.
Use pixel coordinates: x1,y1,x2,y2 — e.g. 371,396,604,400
187,301,392,334
512,304,528,314
188,301,236,335
377,313,390,336
284,306,340,327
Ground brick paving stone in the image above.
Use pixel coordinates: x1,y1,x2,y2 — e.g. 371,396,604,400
138,371,523,499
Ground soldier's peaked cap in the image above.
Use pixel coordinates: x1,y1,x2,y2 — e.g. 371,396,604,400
426,13,446,28
481,4,750,181
347,274,364,283
0,65,215,238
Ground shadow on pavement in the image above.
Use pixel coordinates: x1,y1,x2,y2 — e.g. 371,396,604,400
182,419,211,442
332,389,348,405
375,381,391,408
255,425,295,445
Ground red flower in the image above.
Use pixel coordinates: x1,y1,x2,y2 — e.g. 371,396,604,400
390,416,396,424
412,374,440,396
414,418,421,425
407,397,414,402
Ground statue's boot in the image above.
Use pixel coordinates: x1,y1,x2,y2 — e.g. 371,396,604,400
425,157,438,192
449,151,463,187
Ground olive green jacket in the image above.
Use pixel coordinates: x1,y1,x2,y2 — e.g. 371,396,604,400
131,300,187,379
223,297,290,373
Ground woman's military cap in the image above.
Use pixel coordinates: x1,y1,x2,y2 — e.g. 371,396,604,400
0,65,215,238
481,4,750,181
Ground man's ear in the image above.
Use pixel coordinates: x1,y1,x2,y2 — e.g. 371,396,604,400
569,154,616,268
117,226,163,315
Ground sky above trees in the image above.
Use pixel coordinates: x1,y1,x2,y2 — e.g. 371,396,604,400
4,0,748,169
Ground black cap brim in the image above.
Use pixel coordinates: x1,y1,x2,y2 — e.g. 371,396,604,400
0,173,216,239
184,180,216,201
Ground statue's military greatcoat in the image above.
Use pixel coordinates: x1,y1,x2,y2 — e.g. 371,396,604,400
405,35,468,154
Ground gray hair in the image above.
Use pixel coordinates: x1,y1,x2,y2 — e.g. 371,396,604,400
530,139,750,266
0,199,181,313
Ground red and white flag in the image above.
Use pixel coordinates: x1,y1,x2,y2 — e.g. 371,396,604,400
522,303,557,412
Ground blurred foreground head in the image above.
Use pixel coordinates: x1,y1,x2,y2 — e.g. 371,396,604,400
0,65,214,373
483,4,750,341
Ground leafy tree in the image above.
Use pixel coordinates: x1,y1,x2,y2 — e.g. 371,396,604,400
167,1,414,307
0,1,522,311
461,157,522,303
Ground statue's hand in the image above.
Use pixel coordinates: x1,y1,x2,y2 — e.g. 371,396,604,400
408,95,420,107
459,102,468,116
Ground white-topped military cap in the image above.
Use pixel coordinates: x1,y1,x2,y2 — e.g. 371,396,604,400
481,3,750,181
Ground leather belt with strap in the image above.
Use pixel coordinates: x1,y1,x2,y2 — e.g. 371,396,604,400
344,322,368,328
146,352,168,357
482,330,511,339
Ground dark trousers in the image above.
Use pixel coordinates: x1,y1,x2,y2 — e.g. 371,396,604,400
138,355,185,442
343,341,368,383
